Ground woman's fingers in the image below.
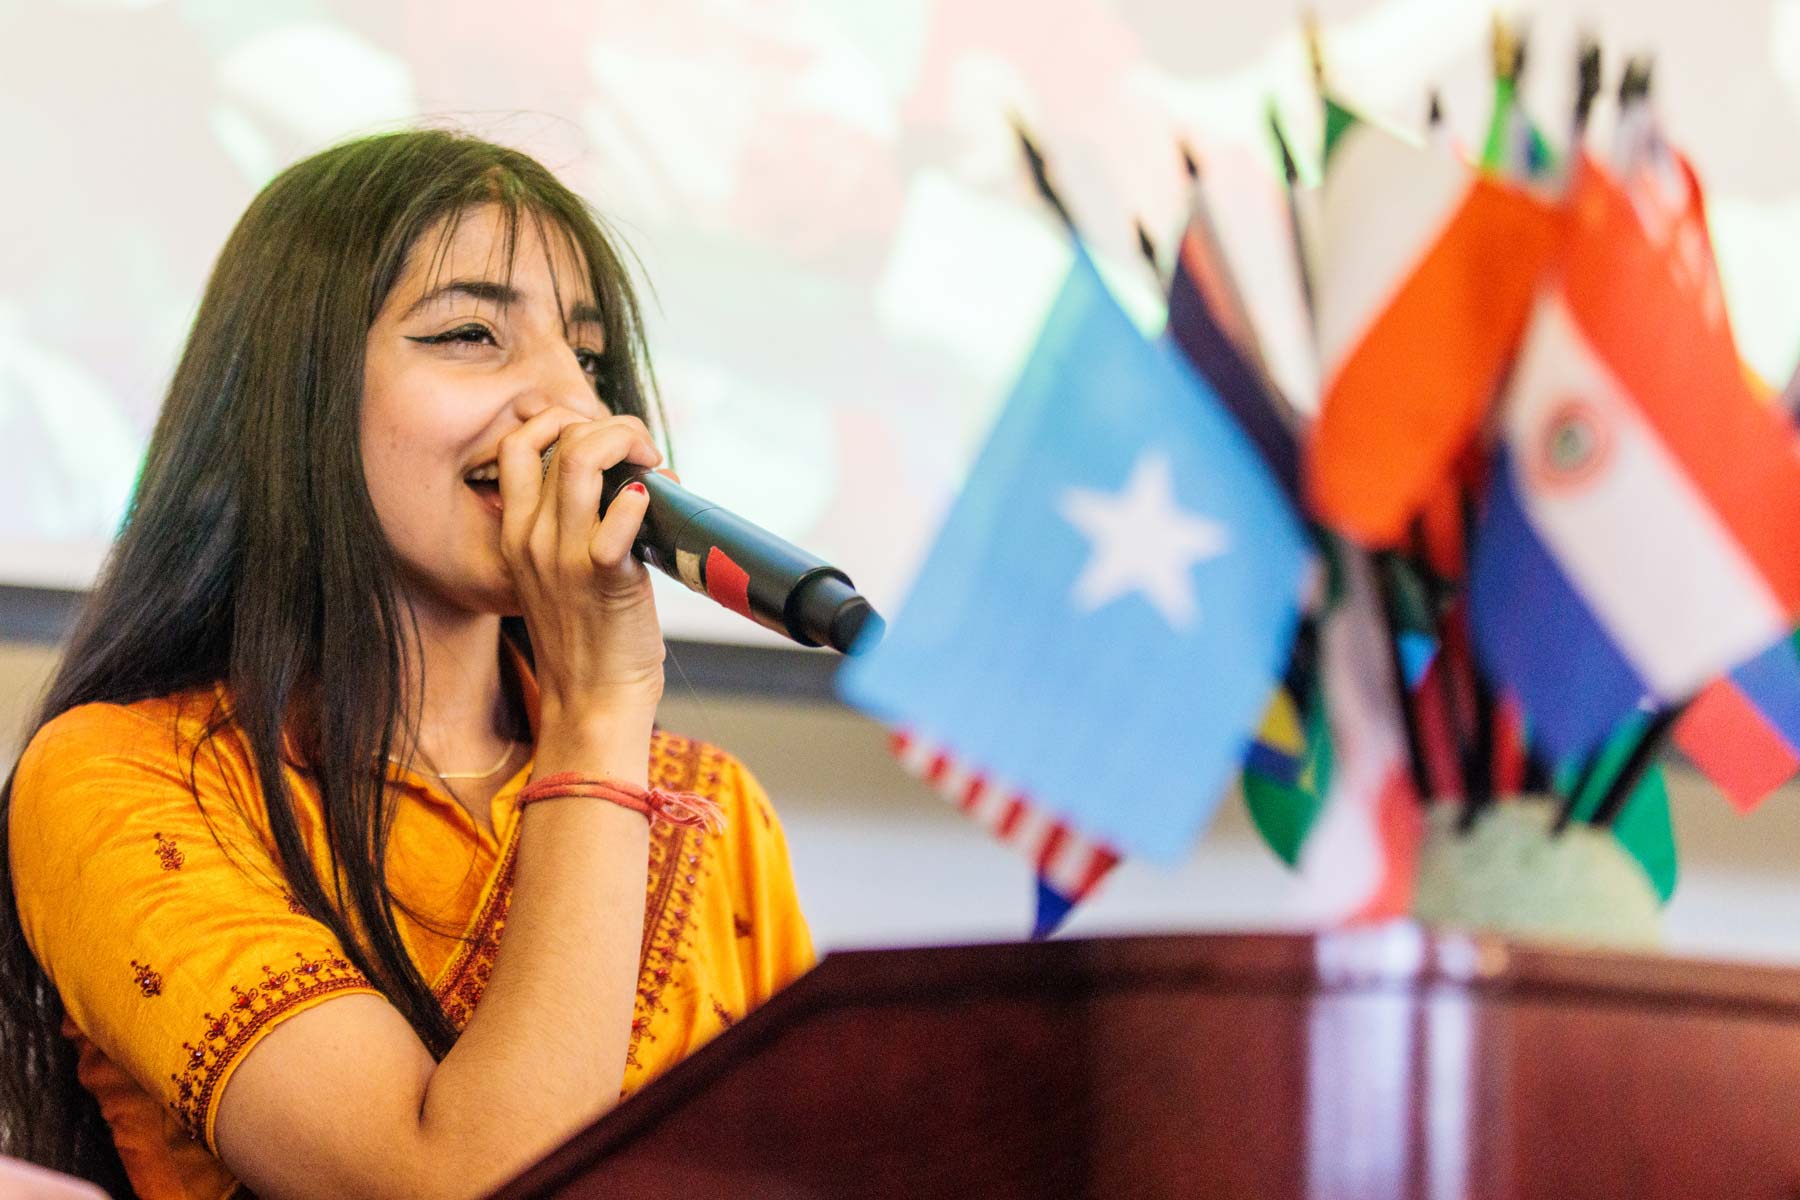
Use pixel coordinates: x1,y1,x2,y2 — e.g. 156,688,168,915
590,480,651,568
546,422,659,563
493,414,669,704
496,407,587,550
498,412,660,583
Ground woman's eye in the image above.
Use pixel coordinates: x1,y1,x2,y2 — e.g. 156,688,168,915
574,348,605,379
407,324,496,349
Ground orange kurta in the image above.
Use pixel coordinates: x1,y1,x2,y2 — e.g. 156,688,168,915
9,655,814,1200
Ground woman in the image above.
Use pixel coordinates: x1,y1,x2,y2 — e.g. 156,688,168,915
0,130,814,1199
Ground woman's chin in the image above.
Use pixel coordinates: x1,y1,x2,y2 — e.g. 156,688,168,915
393,569,521,623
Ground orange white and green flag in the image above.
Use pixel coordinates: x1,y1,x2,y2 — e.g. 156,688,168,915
1307,102,1558,547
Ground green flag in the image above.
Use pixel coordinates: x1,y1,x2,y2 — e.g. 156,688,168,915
1554,715,1680,904
1479,75,1556,180
1242,683,1332,866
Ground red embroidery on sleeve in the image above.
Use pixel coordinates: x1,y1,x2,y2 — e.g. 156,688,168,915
153,832,185,871
433,841,517,1032
131,960,163,998
169,950,372,1141
626,737,716,1070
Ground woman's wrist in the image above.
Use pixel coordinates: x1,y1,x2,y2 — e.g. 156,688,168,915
534,693,660,787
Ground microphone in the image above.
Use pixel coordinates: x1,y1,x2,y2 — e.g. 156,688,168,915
545,450,884,654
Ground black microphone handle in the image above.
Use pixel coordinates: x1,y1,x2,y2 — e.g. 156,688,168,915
600,464,884,654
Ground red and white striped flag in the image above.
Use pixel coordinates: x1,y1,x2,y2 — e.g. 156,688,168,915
890,730,1119,931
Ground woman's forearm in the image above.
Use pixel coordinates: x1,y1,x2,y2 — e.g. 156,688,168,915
411,705,656,1197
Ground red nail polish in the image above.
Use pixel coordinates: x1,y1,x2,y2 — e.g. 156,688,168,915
624,481,648,496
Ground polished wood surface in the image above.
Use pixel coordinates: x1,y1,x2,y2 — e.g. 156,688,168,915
494,925,1800,1199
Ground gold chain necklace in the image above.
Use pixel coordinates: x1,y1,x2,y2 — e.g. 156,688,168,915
393,738,520,781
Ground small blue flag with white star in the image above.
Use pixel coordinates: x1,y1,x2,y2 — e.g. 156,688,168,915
837,253,1311,864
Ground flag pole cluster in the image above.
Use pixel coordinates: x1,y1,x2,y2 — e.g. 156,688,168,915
837,18,1798,937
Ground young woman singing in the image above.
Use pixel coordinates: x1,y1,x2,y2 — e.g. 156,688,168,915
1,130,814,1200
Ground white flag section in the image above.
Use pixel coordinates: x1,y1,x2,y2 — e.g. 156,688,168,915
1313,119,1472,385
1292,550,1422,921
1503,296,1788,699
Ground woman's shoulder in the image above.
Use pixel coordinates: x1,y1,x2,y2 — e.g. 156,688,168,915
12,687,252,839
21,687,235,773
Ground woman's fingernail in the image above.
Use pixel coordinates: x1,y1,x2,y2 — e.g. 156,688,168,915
624,481,648,496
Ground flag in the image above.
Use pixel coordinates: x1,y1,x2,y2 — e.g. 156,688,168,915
1471,160,1800,760
1606,118,1778,832
1553,713,1681,903
889,730,1119,936
1675,634,1800,813
837,253,1311,864
1245,629,1454,874
1241,683,1330,867
1479,73,1556,181
1613,122,1731,351
1321,94,1360,165
1781,354,1800,418
1308,107,1558,546
1292,546,1425,921
1167,211,1301,497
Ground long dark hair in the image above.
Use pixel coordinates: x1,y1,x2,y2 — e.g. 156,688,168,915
0,129,660,1191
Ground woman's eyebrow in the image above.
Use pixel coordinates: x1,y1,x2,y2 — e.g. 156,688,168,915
401,279,605,329
402,279,516,320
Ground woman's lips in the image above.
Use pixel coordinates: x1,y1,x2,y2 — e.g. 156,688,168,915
466,480,503,515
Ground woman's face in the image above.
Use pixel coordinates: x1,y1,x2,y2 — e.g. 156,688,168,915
361,204,610,619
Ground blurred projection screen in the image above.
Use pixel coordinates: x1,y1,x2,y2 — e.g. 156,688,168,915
3,0,1797,645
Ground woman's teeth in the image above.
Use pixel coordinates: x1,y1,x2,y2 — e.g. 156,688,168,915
464,463,500,482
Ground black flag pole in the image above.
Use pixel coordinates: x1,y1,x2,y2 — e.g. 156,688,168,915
1591,707,1685,829
1265,106,1316,324
1573,34,1603,138
1132,217,1162,282
1009,115,1079,235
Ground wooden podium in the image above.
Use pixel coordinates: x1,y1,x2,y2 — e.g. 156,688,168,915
494,925,1800,1198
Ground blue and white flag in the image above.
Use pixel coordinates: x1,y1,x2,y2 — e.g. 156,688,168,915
1470,165,1800,761
837,254,1311,864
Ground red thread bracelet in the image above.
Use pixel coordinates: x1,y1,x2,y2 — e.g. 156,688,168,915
516,771,725,832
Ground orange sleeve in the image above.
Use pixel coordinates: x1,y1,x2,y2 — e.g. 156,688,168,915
9,702,382,1154
717,754,815,1002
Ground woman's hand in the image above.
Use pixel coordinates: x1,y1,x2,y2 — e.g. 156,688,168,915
496,407,667,731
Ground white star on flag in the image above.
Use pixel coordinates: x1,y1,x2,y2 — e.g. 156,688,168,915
1057,450,1229,631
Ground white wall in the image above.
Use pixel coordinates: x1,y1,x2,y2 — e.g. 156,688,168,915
5,637,1797,964
654,688,1800,964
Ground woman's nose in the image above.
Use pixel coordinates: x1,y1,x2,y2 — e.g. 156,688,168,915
511,338,603,420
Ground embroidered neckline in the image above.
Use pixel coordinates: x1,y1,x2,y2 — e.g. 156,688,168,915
429,733,721,1068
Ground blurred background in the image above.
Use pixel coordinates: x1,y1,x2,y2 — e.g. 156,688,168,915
4,0,1800,958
